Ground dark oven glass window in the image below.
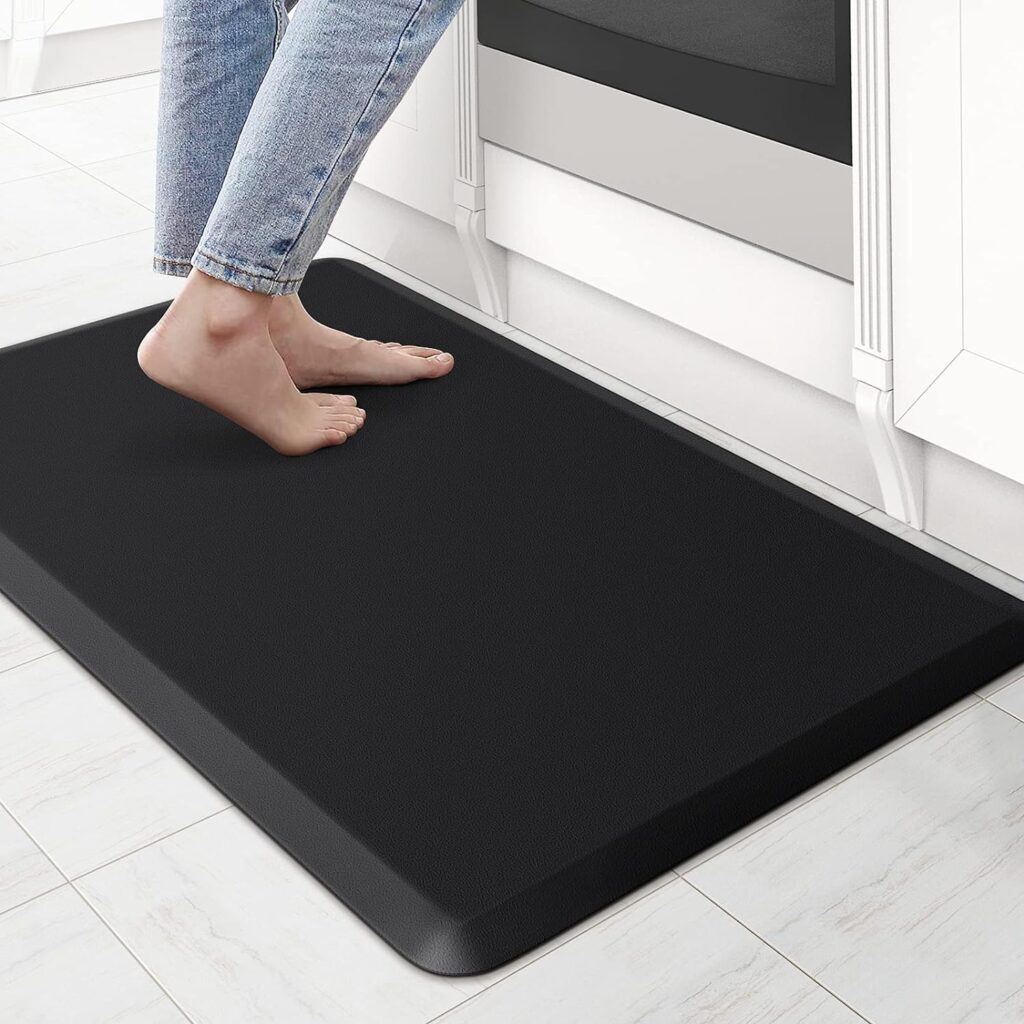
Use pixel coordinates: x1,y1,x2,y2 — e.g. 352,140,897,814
479,0,851,163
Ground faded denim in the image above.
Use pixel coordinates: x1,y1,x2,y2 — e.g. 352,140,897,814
154,0,464,295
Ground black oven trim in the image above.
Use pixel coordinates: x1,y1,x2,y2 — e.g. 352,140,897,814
478,0,852,165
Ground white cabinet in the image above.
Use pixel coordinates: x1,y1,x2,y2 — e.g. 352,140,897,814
886,0,1024,484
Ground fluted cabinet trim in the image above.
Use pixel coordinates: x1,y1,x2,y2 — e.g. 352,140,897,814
452,0,508,319
852,0,893,366
454,1,483,191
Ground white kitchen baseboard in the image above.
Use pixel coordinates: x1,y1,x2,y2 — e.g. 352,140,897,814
1,19,160,100
483,142,855,403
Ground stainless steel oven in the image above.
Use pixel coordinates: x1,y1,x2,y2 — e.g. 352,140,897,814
478,0,853,279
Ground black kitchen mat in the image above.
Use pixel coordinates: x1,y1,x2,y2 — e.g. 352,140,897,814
1,258,1022,975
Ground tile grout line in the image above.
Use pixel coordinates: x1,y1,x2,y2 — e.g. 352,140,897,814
0,786,195,1019
0,656,231,1022
74,883,199,1024
680,876,876,1024
0,880,67,923
0,781,217,1024
71,805,232,884
420,874,681,1024
0,225,155,278
673,696,982,876
980,692,1024,725
1,650,233,882
0,794,68,886
0,77,158,122
0,119,154,215
0,157,74,189
0,648,60,678
75,149,159,212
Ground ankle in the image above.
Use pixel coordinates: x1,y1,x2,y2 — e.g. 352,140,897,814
268,294,308,332
182,269,272,342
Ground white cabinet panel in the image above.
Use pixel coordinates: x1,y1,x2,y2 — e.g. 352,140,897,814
961,0,1024,374
890,0,1024,485
889,0,963,421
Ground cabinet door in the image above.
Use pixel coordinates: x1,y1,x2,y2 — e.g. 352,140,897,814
891,0,1024,484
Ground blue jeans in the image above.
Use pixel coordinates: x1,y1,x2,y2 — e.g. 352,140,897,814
154,0,464,295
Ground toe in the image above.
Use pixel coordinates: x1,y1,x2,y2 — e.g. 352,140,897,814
327,411,363,436
398,345,444,358
310,393,359,407
418,352,455,378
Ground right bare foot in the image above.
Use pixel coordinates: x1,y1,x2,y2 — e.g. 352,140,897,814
138,271,366,456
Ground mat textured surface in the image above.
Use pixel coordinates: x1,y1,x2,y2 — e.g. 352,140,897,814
2,258,1023,975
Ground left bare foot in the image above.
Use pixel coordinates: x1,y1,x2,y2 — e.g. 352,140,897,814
269,293,454,388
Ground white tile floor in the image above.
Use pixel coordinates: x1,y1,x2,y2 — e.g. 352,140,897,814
2,76,1024,1024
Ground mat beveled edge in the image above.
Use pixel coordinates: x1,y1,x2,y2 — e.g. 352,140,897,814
0,528,493,975
6,515,1023,975
396,612,1024,972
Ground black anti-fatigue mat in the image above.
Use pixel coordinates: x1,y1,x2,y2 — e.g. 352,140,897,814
2,258,1023,975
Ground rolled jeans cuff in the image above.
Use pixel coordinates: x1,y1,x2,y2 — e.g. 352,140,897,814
190,249,303,296
153,255,193,279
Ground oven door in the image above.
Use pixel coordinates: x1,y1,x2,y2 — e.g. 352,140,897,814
478,0,853,279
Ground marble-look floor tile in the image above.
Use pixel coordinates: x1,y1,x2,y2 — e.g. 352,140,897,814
667,409,872,515
78,809,485,1024
0,886,186,1023
986,672,1024,723
435,879,865,1024
688,700,1024,1024
0,593,59,673
0,168,150,267
474,873,677,988
0,652,229,878
0,86,159,164
83,149,156,209
0,230,181,348
0,804,63,915
0,123,69,184
674,694,979,874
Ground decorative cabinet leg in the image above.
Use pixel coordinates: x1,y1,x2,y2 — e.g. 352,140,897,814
454,205,507,321
855,381,924,529
452,2,509,322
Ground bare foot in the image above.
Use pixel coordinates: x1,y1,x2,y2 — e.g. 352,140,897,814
138,272,366,456
268,293,454,388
